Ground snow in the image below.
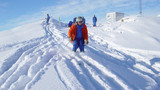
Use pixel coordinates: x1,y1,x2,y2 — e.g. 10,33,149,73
0,21,45,47
30,64,66,90
0,16,160,90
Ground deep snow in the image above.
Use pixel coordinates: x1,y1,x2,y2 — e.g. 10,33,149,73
0,16,160,90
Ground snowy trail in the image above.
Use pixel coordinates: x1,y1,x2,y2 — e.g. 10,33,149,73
0,19,160,90
58,45,128,89
61,46,131,89
0,23,61,90
54,24,160,89
87,26,160,89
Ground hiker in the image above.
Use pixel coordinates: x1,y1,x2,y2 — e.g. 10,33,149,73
82,17,85,24
73,17,77,23
46,14,50,24
93,15,97,27
68,16,88,52
68,21,73,27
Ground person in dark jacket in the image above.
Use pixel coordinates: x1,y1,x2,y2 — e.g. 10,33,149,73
68,16,88,52
68,21,73,27
73,17,77,23
93,15,97,27
82,17,85,24
46,14,50,24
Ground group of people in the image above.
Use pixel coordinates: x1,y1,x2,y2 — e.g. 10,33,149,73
45,14,97,27
45,14,97,53
67,15,97,27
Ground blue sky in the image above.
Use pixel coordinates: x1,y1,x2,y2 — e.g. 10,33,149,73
0,0,160,31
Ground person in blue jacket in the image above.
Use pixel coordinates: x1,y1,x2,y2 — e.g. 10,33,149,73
82,17,85,24
46,14,50,24
67,21,73,27
73,17,77,23
93,15,97,27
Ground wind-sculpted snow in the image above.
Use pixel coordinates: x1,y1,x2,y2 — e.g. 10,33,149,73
0,17,160,90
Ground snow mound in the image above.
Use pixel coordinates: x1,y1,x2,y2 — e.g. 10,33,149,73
120,16,138,22
0,21,45,47
102,16,160,51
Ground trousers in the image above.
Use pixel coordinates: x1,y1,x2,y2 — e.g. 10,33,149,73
93,22,96,26
73,38,84,52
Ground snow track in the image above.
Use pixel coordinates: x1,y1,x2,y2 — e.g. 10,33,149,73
0,20,160,90
0,24,60,90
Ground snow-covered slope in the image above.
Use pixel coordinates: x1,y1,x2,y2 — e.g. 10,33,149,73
0,16,160,90
105,16,160,51
0,21,45,47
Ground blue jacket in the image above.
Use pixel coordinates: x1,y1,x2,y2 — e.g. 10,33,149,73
68,21,73,27
73,18,76,23
47,15,50,20
76,24,83,39
93,16,97,23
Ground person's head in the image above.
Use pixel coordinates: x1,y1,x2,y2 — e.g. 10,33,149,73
77,16,83,25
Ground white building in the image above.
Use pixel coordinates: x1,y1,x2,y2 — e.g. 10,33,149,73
106,12,124,23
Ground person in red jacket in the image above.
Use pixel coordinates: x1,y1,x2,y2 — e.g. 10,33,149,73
68,16,88,52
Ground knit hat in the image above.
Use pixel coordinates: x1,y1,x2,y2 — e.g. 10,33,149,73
77,16,83,22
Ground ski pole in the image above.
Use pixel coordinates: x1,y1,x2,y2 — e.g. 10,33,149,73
64,41,70,47
56,40,70,54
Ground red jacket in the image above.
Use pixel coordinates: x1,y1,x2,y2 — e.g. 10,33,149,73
68,24,88,43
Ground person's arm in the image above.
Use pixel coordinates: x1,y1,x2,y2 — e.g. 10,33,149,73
68,25,75,41
83,24,88,44
85,28,88,44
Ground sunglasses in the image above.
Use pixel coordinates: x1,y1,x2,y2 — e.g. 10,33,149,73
78,21,82,23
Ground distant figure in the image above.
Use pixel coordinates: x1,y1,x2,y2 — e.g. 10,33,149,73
93,15,97,27
46,14,50,24
68,21,73,27
73,17,77,23
82,17,85,24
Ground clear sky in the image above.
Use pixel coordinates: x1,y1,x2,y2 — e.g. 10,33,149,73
0,0,160,31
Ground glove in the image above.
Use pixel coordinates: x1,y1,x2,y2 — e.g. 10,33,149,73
85,40,88,45
69,37,73,41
